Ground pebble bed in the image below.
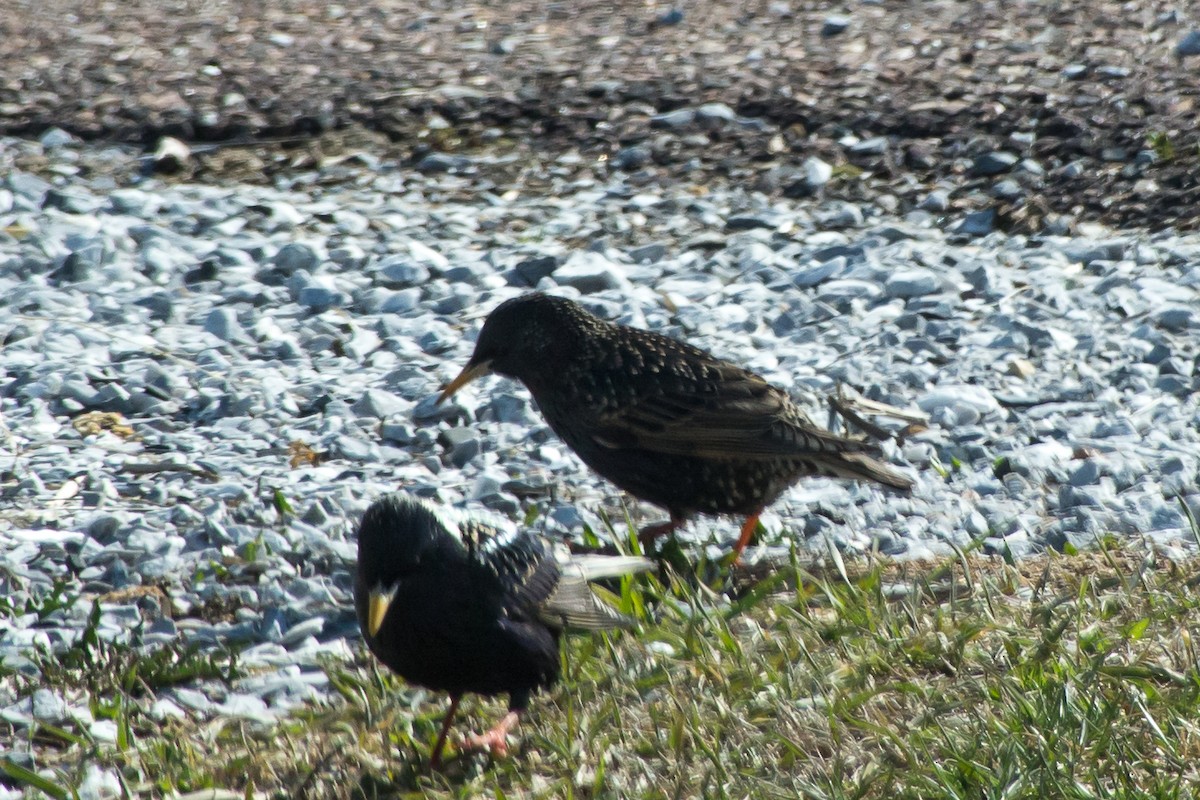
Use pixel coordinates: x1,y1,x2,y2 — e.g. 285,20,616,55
1,133,1198,780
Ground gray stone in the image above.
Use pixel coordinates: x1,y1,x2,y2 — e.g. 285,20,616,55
822,14,851,36
955,208,996,236
273,242,322,274
919,189,950,212
107,189,153,215
885,269,941,298
44,188,102,214
628,243,667,265
1069,460,1102,486
381,422,415,444
1176,31,1200,58
553,252,631,293
650,108,697,129
803,156,833,188
380,288,422,313
1152,306,1195,330
972,152,1018,176
480,492,520,515
511,255,560,285
53,245,105,282
817,278,881,301
351,389,407,418
412,393,467,423
297,281,349,311
696,102,737,127
849,137,888,156
1063,238,1127,264
416,153,474,174
7,171,51,205
654,8,684,26
1017,158,1045,176
39,127,78,148
792,257,844,288
918,385,1001,421
439,427,483,467
204,307,244,342
614,146,651,170
31,689,69,723
377,258,431,287
1156,375,1192,395
335,436,377,461
991,180,1023,201
487,393,533,423
280,617,325,647
77,765,122,800
490,36,518,55
815,202,864,229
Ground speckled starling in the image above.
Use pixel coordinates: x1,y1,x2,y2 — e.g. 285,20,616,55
354,493,651,767
438,292,913,555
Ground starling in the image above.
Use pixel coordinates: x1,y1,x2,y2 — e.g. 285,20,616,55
438,292,913,555
354,493,651,767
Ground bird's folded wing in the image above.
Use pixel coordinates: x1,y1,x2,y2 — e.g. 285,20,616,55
474,535,561,618
590,369,873,460
476,532,651,631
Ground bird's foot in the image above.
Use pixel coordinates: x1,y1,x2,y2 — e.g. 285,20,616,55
638,519,681,545
464,711,521,759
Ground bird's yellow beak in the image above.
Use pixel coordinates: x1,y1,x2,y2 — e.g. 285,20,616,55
367,587,396,637
436,360,492,405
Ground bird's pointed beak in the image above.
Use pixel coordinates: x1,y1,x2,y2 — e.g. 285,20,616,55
367,586,397,637
436,360,493,405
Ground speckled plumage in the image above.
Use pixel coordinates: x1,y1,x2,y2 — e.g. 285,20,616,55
438,292,913,554
354,493,650,766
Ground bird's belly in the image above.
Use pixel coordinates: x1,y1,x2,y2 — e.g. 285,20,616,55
364,610,559,697
571,444,799,517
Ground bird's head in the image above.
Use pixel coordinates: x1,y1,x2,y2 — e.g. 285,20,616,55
437,292,597,403
355,494,462,637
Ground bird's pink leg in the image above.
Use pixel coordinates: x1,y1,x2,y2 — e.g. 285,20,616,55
464,710,522,758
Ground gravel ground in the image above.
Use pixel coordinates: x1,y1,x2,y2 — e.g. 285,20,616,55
1,126,1199,757
1,1,1200,793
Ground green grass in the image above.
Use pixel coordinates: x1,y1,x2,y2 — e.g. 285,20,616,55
6,540,1200,799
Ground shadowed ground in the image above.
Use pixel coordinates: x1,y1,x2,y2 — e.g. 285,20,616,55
2,0,1198,231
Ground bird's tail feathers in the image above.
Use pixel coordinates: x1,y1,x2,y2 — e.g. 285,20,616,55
539,554,652,630
836,452,915,491
570,554,655,581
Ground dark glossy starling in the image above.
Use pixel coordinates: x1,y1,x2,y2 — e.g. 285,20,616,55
354,493,651,767
438,292,914,556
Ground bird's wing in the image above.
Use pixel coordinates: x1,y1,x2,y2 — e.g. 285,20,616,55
589,360,869,461
473,531,648,631
470,528,565,623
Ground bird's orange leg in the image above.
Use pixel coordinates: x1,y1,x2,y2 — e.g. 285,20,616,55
464,710,522,759
430,694,461,769
732,511,763,559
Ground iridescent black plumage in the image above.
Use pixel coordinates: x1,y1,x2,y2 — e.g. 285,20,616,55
354,493,650,766
438,292,913,554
